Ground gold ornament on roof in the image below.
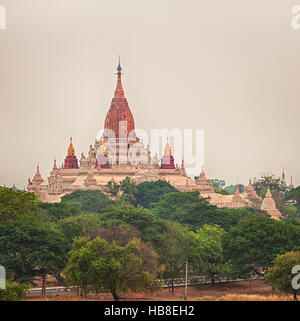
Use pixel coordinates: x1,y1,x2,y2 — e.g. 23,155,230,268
164,138,172,156
68,137,75,156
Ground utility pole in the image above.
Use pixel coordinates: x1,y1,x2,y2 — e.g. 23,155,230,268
184,261,188,300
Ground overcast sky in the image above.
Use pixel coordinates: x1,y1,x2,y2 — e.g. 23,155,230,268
0,0,299,188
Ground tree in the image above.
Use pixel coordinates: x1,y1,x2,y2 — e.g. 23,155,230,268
119,177,138,203
222,216,300,276
39,201,82,222
285,206,299,220
32,224,68,295
286,186,300,218
286,186,300,206
0,187,40,222
150,191,251,231
61,190,114,214
134,180,178,209
0,282,28,301
63,237,161,300
87,222,140,246
104,177,138,204
215,189,230,195
271,189,288,217
192,225,228,285
265,251,300,300
100,204,168,244
150,191,208,223
253,174,287,197
104,179,120,197
224,184,245,195
0,220,68,289
87,222,160,287
208,179,225,190
57,213,102,246
155,222,187,292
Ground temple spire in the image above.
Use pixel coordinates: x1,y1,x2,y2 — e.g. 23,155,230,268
261,186,283,220
117,55,122,75
161,137,175,169
265,186,272,197
64,137,79,169
104,60,135,140
282,167,286,184
164,138,172,156
234,183,240,195
32,164,44,185
114,56,125,98
53,159,58,170
232,183,243,203
68,137,75,156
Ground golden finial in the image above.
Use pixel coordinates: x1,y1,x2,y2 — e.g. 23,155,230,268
68,137,75,156
164,137,172,156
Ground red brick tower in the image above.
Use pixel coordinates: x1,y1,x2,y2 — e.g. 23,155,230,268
104,58,135,139
64,137,79,169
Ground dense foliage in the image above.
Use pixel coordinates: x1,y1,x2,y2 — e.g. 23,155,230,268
265,251,300,300
63,236,160,300
0,282,28,301
61,190,113,214
0,177,299,300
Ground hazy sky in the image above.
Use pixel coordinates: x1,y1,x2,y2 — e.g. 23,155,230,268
0,0,299,188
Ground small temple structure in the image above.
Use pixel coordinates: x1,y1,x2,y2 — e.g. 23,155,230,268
64,137,79,169
27,59,270,213
261,187,283,220
161,138,175,169
195,167,214,194
195,176,261,209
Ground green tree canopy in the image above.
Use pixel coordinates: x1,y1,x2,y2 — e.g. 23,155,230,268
104,179,120,197
265,251,300,300
61,190,114,214
189,224,228,284
154,222,187,292
222,216,300,275
150,191,251,231
0,282,28,301
253,174,287,197
63,236,161,300
0,187,40,222
286,186,300,211
134,180,178,208
224,184,245,195
0,220,68,285
100,204,168,244
39,201,82,221
56,213,102,246
209,179,226,190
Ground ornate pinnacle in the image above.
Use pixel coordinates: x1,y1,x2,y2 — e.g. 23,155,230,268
117,55,122,75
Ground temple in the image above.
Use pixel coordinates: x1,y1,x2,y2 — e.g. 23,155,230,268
261,187,283,220
27,60,270,213
64,137,79,169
